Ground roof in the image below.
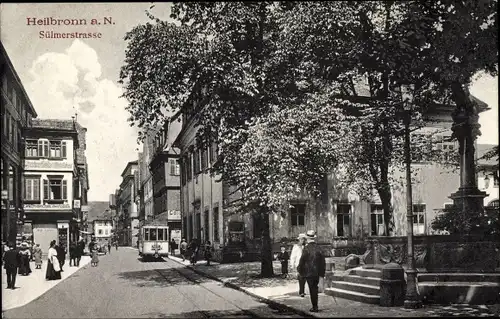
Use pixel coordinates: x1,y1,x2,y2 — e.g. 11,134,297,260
120,160,138,178
477,144,498,167
86,201,111,222
32,118,76,130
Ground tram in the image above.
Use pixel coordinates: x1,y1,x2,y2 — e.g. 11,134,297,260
138,224,170,260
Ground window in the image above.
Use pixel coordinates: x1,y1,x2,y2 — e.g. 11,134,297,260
180,157,186,186
290,203,306,226
432,135,458,163
8,176,14,201
144,228,150,241
105,229,109,236
210,143,218,164
26,140,39,157
204,210,210,242
150,228,157,241
49,140,67,158
194,148,201,174
38,140,49,158
252,212,263,239
370,204,385,236
24,177,40,201
213,207,219,242
201,147,208,171
186,153,192,181
413,204,426,235
12,121,17,151
170,159,180,176
336,203,352,237
494,171,499,187
43,178,67,200
7,115,12,142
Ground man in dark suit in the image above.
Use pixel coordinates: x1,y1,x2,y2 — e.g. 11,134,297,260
3,242,20,289
297,230,326,313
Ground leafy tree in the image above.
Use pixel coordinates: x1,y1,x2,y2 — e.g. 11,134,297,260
120,1,498,275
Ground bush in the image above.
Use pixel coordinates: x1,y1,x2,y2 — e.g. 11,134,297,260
431,206,500,236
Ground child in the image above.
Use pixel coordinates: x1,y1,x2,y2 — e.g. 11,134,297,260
277,245,290,278
204,241,213,266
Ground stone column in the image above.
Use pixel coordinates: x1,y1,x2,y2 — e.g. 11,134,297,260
449,95,487,212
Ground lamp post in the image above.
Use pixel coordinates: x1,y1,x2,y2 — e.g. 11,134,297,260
402,93,422,309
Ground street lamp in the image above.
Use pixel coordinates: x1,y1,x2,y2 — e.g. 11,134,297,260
401,87,422,309
483,174,490,189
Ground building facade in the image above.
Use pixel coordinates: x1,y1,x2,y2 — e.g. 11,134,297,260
477,144,499,209
175,85,492,261
1,41,38,243
149,113,182,244
93,219,113,246
116,160,138,246
22,118,82,255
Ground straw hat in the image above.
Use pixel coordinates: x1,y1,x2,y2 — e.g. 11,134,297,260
305,230,317,239
297,233,306,239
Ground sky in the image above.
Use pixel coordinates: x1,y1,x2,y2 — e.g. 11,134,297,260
0,3,498,201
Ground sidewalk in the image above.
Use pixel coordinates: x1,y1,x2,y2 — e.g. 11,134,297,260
168,255,499,317
1,256,91,311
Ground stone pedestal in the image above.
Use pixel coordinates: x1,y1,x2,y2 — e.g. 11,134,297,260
449,92,487,214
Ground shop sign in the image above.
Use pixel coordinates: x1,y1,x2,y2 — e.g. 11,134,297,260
167,210,181,220
73,200,81,209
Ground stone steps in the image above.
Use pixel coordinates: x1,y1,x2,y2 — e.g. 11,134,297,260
331,281,380,295
325,287,380,304
327,267,382,304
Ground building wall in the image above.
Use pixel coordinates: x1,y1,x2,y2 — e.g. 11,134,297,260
1,42,38,242
478,168,500,206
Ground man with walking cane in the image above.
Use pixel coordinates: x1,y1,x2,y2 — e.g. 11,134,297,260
298,230,326,313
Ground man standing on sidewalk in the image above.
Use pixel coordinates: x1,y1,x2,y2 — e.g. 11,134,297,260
290,233,307,297
3,242,20,289
298,230,326,313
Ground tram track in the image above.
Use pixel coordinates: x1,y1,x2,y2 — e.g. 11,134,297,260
145,257,259,318
140,257,304,318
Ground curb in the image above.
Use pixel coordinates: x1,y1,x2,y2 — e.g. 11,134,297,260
167,256,317,318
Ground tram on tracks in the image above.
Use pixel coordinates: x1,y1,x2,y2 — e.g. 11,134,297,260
138,224,170,260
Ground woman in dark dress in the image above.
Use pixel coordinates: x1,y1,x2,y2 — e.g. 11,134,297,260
46,240,62,280
18,242,32,276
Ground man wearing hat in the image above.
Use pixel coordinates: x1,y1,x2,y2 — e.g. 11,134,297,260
290,233,307,297
297,230,326,313
3,242,20,289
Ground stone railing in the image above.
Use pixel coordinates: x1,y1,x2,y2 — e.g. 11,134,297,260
360,235,500,273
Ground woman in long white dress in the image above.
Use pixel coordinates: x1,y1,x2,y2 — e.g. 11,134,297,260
46,240,61,280
290,233,307,297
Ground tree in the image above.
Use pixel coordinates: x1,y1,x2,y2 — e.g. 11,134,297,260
121,2,309,277
120,1,498,275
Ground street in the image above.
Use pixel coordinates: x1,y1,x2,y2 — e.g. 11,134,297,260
3,248,304,318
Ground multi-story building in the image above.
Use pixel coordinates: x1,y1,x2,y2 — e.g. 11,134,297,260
86,201,112,244
175,83,491,261
22,118,85,255
1,41,38,243
74,121,89,242
93,218,113,246
116,160,138,246
149,112,182,244
477,144,499,209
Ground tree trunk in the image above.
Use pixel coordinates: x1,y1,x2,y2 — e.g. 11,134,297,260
260,209,274,277
377,183,394,236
